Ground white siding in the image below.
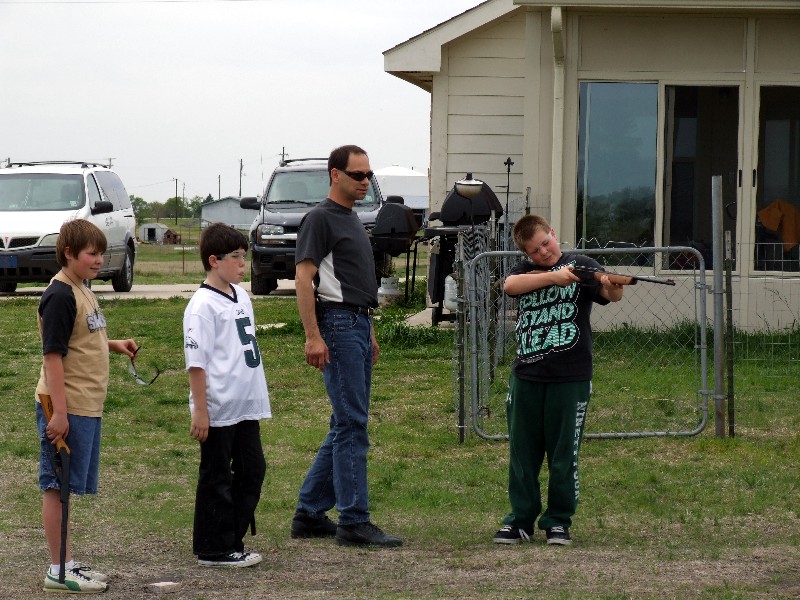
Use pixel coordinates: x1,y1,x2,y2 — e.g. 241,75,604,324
432,16,527,211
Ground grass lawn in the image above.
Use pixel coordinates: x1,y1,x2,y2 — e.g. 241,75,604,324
0,295,797,599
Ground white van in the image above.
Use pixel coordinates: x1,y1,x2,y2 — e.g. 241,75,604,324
0,161,137,293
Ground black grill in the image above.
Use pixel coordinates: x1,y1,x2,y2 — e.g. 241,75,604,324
371,202,419,257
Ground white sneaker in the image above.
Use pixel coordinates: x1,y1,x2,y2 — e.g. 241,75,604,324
197,550,262,568
73,562,110,584
43,566,108,593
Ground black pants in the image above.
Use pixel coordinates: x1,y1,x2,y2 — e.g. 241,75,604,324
193,420,266,556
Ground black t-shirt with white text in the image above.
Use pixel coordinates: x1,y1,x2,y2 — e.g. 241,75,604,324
508,254,609,383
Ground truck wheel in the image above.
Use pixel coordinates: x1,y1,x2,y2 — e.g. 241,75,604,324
111,248,134,292
0,281,17,293
250,265,278,295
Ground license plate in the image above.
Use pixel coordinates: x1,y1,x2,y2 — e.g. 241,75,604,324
0,255,18,268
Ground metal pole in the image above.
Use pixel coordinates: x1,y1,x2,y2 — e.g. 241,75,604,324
724,230,735,437
711,175,726,437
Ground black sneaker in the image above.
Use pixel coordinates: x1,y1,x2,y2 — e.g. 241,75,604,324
492,524,534,544
197,551,262,567
545,526,572,546
336,522,403,547
291,510,338,539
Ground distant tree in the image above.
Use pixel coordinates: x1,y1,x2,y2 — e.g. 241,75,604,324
130,195,152,222
150,201,167,220
188,195,203,218
204,194,214,203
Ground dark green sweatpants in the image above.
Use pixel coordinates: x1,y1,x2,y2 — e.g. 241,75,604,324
502,373,590,530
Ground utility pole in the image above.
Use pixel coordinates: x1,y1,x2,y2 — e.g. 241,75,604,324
239,159,243,196
174,178,178,224
218,175,221,200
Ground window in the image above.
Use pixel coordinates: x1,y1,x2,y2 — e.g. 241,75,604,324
755,86,800,272
663,86,739,269
577,82,657,256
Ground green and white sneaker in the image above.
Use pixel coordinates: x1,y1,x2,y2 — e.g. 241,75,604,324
43,566,108,593
73,562,110,584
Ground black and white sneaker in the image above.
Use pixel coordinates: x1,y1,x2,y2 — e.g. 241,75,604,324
197,551,262,567
545,526,572,546
492,525,534,544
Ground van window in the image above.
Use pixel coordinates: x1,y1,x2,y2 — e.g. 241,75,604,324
0,174,85,211
87,174,103,207
94,171,131,210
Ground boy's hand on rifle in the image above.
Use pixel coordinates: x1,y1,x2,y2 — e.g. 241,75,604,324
552,265,581,287
46,410,70,444
598,274,625,302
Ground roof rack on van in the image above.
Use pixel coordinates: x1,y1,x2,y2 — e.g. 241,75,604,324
5,160,111,169
279,158,327,167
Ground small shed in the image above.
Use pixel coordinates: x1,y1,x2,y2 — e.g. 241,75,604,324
139,223,171,244
201,196,255,229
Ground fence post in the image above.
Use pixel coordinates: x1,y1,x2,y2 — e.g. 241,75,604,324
711,175,726,437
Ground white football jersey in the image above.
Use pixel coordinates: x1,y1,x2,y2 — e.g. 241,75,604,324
183,283,271,426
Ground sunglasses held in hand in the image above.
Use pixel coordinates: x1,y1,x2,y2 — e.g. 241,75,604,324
128,347,161,386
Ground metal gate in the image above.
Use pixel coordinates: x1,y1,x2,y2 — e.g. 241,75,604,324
457,245,710,441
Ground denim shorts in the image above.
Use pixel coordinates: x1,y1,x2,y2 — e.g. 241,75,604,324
36,402,102,495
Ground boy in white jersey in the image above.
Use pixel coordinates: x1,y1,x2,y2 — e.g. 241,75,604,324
183,223,271,567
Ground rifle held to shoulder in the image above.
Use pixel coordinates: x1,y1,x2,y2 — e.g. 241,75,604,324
531,265,676,286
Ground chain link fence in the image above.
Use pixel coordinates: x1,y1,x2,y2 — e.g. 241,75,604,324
444,223,798,441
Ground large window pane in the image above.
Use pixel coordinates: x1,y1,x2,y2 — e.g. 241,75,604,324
662,86,739,270
755,86,800,272
577,82,657,255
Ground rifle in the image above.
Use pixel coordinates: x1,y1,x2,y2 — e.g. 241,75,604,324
39,393,71,584
533,265,676,286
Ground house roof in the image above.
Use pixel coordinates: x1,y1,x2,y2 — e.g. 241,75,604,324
383,0,519,91
385,0,800,90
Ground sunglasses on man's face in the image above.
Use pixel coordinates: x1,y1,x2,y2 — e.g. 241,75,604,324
339,169,374,182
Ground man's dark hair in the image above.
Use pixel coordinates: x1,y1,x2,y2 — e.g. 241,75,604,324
328,144,368,184
199,222,249,271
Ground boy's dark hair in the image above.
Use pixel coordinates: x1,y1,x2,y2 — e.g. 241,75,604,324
56,219,108,267
199,222,249,272
512,214,552,251
328,144,368,184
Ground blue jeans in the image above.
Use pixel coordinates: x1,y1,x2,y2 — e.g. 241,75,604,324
36,402,102,495
297,309,373,525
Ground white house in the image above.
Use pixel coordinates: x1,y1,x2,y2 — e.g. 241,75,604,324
384,0,800,329
201,196,254,230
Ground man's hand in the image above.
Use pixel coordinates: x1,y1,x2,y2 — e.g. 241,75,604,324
305,335,330,372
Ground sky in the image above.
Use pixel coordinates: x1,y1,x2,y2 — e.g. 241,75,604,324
0,0,481,203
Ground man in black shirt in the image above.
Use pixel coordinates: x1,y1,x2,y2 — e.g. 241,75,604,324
291,145,402,548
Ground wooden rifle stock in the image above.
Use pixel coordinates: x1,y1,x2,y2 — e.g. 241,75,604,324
39,393,71,584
